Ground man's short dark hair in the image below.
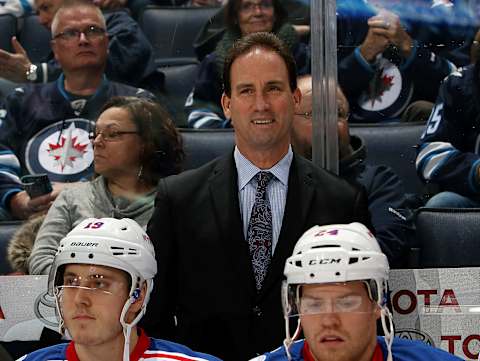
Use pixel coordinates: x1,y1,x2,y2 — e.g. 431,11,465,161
223,32,298,97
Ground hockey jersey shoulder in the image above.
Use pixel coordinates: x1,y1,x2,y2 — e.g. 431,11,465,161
147,337,223,361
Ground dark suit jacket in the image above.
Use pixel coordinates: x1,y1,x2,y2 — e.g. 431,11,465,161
143,152,371,361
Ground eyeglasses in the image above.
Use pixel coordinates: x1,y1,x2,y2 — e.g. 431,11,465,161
89,129,139,142
294,111,312,120
299,294,368,314
53,25,106,42
294,110,350,121
338,109,350,121
240,0,273,13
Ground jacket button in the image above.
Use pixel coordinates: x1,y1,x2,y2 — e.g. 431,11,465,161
253,306,262,316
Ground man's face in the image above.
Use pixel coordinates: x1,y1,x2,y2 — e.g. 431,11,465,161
35,0,62,29
300,282,380,361
291,83,313,159
291,83,351,160
51,6,108,73
237,0,275,36
221,47,300,163
59,264,129,347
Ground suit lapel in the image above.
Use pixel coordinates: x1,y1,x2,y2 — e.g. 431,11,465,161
259,156,315,298
209,154,257,293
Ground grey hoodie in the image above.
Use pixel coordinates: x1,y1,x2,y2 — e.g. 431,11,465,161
27,176,156,275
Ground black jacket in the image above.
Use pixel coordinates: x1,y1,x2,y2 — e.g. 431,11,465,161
341,135,414,267
143,152,370,360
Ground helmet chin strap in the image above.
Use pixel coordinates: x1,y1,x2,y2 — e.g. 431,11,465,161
283,317,301,361
120,297,135,361
380,307,394,361
120,283,150,361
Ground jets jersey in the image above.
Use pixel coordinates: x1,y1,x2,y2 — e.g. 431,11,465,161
416,64,480,198
0,75,154,213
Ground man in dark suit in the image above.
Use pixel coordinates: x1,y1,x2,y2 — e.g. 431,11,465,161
144,32,371,361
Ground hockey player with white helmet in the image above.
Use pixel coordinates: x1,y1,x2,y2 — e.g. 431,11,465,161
18,217,222,361
252,222,463,361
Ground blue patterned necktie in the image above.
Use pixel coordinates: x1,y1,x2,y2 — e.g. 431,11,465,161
247,171,274,291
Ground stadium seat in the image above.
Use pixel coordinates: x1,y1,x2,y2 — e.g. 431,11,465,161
416,207,480,267
17,15,51,64
179,124,426,196
350,122,425,195
0,14,16,53
139,6,219,66
0,221,23,275
180,129,234,170
160,63,199,127
0,79,18,101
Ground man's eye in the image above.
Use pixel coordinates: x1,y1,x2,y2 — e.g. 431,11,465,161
108,131,120,139
240,88,254,95
93,280,108,289
337,296,361,310
64,278,79,286
64,30,78,38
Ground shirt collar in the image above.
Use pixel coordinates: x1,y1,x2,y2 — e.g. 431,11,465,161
234,145,293,190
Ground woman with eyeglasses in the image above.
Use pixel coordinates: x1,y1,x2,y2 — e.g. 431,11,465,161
185,0,310,129
22,96,184,275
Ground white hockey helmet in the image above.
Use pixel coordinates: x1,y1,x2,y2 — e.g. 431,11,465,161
48,218,157,361
281,223,393,361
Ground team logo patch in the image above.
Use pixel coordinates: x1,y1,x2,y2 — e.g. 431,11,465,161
25,119,94,182
355,57,413,122
395,328,435,347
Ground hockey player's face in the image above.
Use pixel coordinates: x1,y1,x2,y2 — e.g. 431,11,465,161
300,282,380,361
51,6,108,73
60,264,129,349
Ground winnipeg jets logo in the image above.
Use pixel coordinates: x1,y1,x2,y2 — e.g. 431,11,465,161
47,123,89,171
358,57,403,112
25,118,94,182
367,67,395,107
70,99,87,116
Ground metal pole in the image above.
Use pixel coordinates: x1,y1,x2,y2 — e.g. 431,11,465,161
310,0,338,174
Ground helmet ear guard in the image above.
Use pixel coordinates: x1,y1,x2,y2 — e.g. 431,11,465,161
131,288,141,302
281,223,392,360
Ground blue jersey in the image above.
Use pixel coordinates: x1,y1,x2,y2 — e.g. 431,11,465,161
254,336,463,361
416,64,480,198
17,329,222,361
0,76,154,215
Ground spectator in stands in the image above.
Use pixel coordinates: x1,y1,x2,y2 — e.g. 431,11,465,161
337,0,456,123
19,217,222,361
0,0,34,16
253,222,463,361
24,96,183,275
416,62,480,208
0,0,161,91
193,0,310,61
144,32,370,361
185,0,309,129
0,0,155,221
291,75,413,268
